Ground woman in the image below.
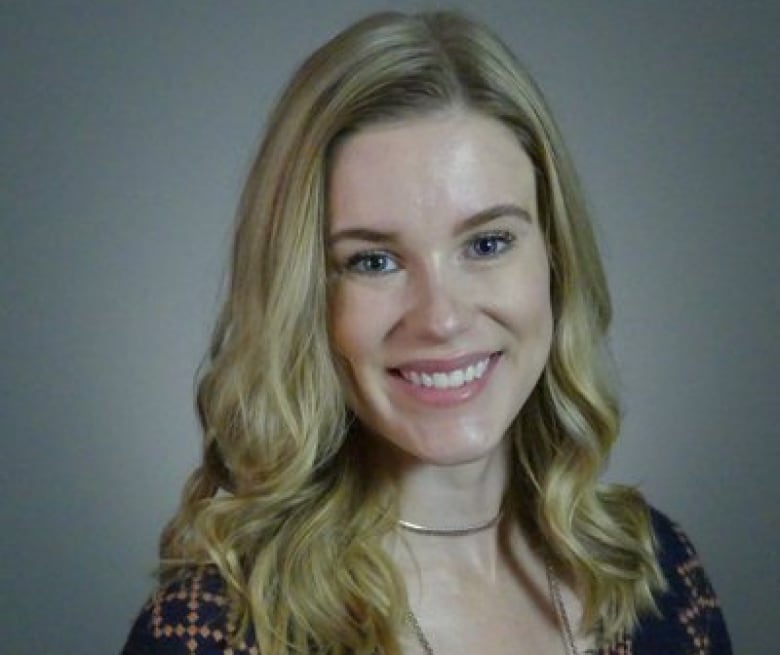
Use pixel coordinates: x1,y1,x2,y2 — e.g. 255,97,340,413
123,11,731,655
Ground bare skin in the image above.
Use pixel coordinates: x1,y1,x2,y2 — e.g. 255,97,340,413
328,111,596,654
388,503,596,654
378,435,595,655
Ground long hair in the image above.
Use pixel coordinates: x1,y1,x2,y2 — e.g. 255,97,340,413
160,11,665,654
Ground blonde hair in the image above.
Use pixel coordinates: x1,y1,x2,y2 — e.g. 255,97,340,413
161,10,665,654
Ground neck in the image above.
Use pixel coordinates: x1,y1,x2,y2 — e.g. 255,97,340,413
372,437,512,575
397,454,508,530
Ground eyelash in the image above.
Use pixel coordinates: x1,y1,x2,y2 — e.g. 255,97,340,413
465,231,516,259
344,250,399,275
342,231,516,276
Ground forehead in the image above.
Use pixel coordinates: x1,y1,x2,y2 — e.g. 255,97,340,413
327,111,537,233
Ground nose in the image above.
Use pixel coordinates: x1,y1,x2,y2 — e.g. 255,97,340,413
402,265,471,342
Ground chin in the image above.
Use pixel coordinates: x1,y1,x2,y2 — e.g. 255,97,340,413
376,415,513,467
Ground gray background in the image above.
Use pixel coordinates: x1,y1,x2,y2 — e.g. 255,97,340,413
2,1,777,653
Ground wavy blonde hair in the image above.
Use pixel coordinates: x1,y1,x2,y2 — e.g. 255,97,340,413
161,10,665,654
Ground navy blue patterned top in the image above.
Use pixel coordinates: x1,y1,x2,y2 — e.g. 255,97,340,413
122,509,732,654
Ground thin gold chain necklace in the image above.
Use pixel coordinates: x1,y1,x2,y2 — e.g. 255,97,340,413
405,562,589,655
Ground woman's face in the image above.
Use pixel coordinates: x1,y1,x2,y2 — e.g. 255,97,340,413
327,111,553,466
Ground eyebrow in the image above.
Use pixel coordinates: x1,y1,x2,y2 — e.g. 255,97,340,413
328,203,531,246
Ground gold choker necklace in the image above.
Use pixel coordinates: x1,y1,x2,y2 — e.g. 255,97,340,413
397,511,502,536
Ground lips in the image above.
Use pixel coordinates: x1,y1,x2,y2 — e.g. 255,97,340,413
398,356,491,389
388,352,501,406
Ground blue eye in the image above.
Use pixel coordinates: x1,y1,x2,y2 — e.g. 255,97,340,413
345,251,399,275
467,232,515,258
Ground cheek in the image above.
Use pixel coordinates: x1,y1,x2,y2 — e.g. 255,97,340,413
329,284,393,364
524,272,554,345
329,288,357,361
483,257,553,334
328,284,401,414
525,267,553,325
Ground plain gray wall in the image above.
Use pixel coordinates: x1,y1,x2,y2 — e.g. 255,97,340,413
2,1,777,653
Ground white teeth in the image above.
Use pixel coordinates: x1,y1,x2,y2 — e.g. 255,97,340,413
476,359,488,378
399,356,492,389
432,373,447,387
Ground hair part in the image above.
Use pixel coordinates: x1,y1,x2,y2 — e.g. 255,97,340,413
161,10,665,654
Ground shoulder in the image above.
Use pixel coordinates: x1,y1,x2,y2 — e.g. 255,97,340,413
121,567,258,655
627,506,732,654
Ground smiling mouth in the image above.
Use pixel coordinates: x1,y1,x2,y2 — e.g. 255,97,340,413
390,352,501,390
